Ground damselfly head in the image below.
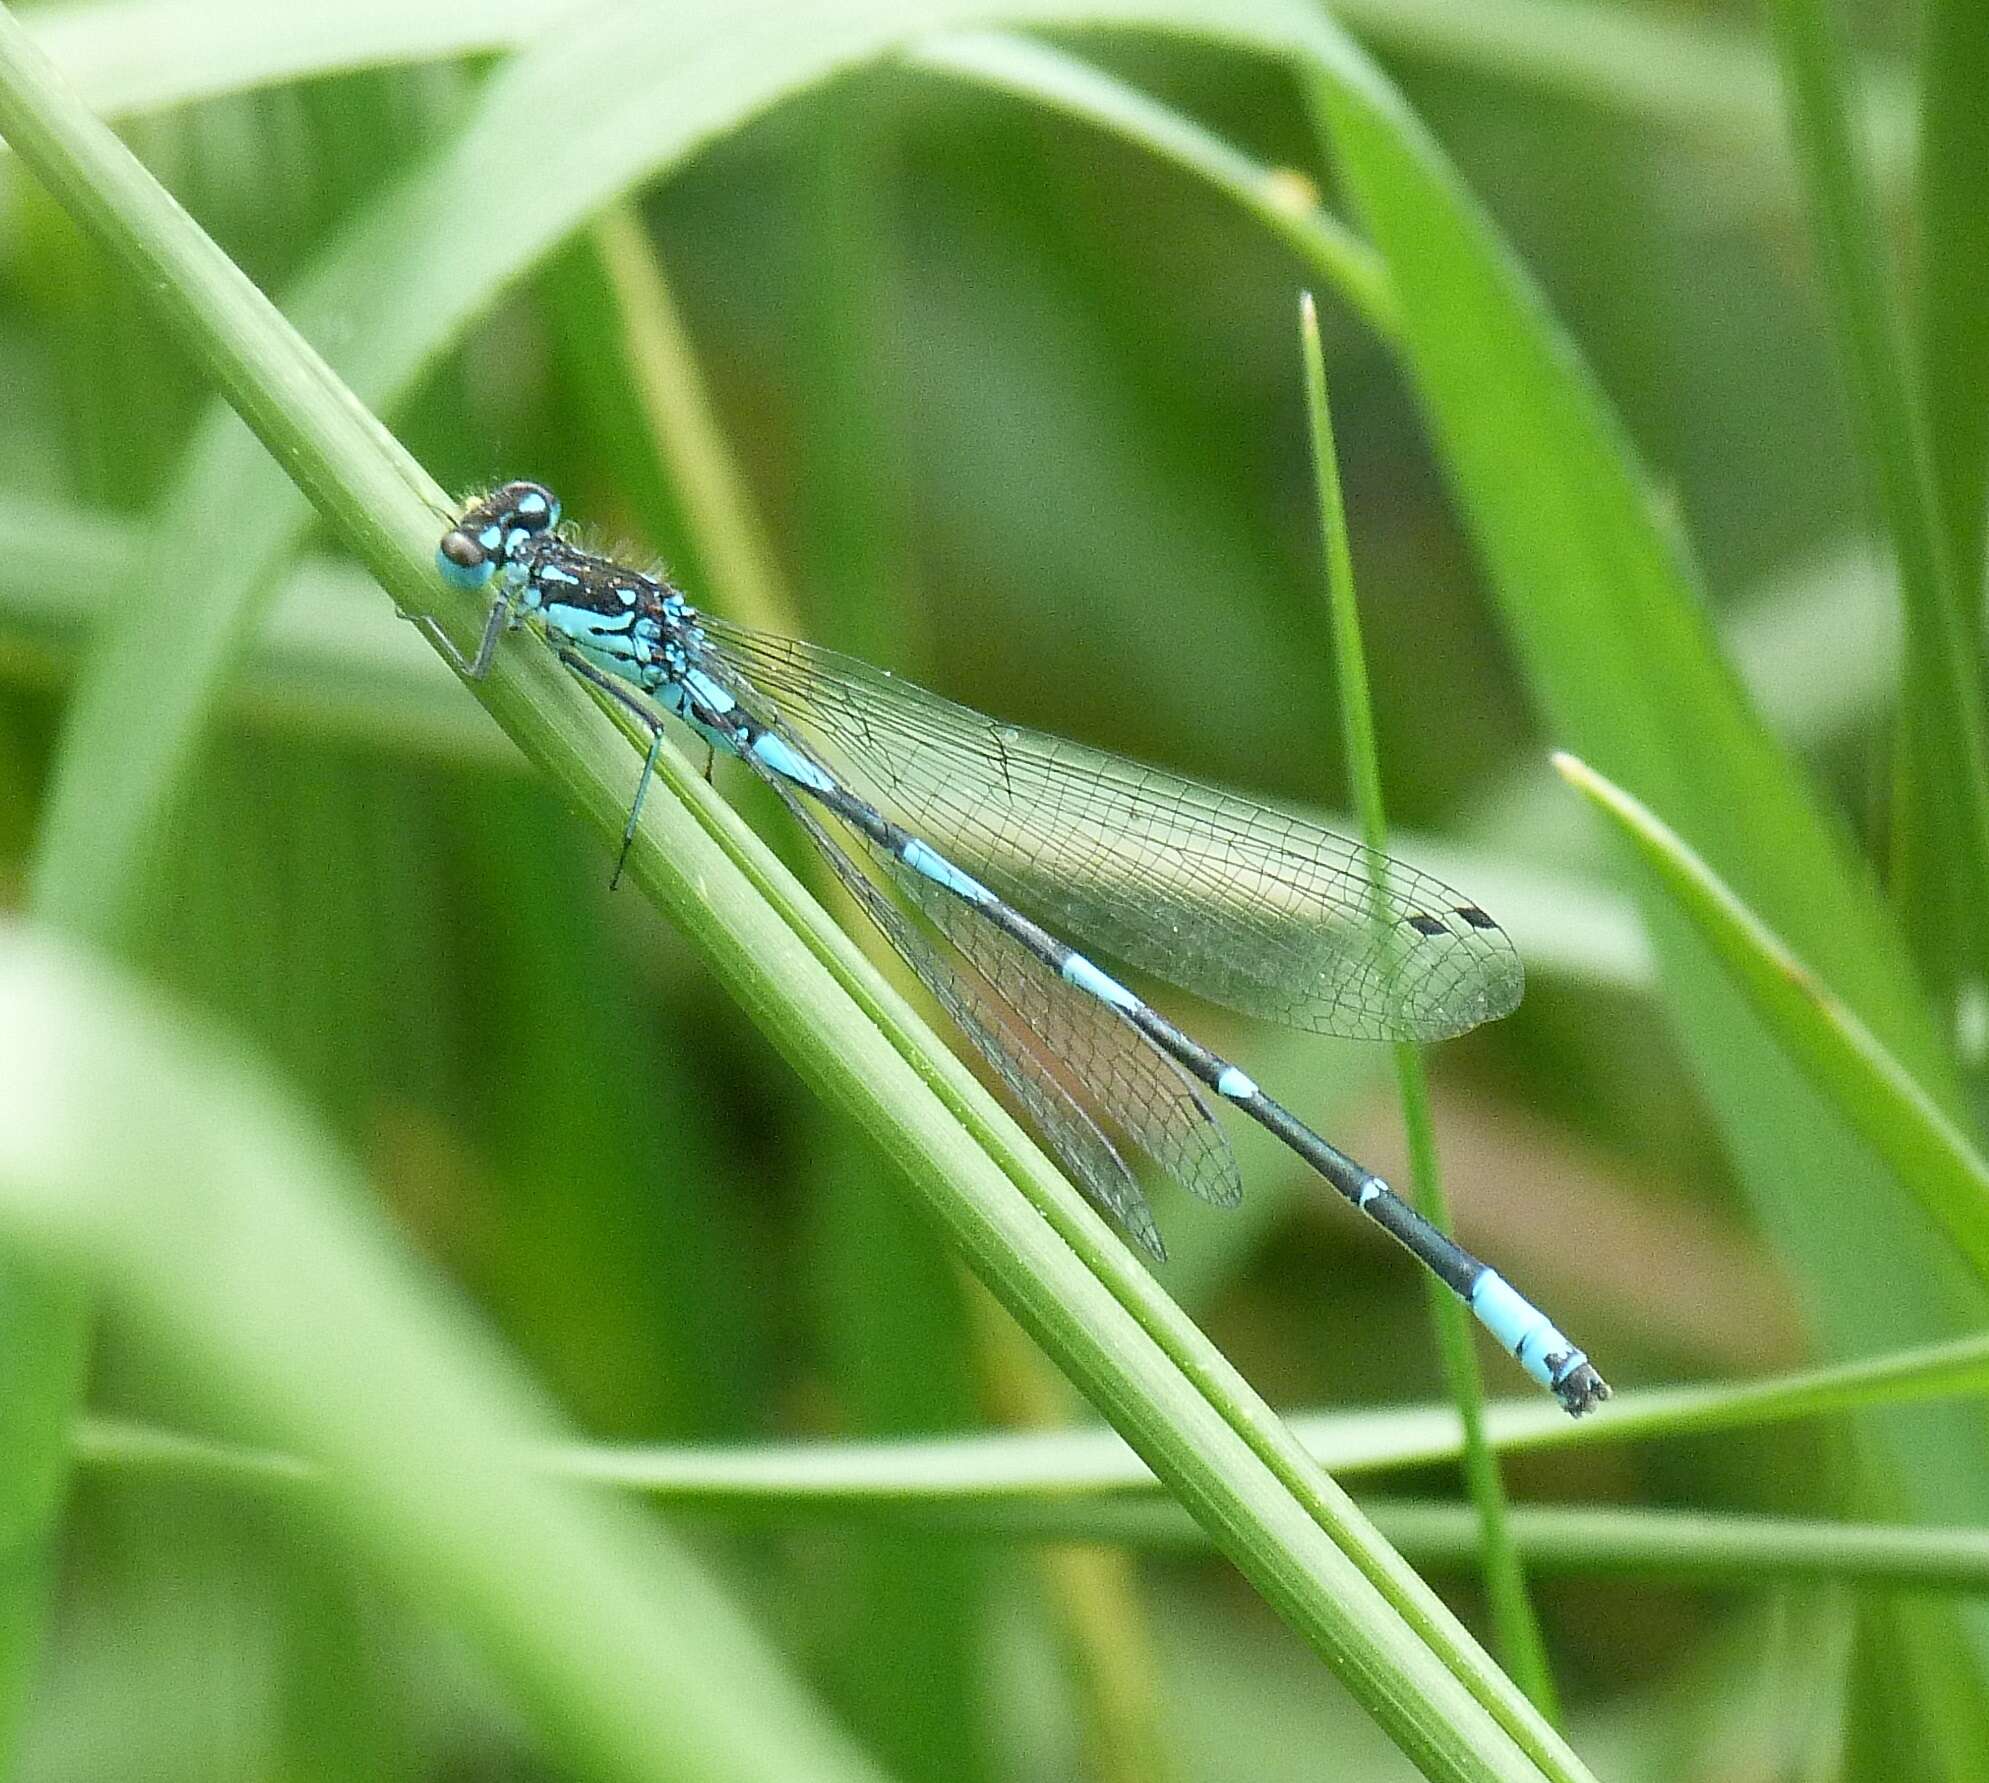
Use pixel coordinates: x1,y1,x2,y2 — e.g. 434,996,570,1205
437,481,562,589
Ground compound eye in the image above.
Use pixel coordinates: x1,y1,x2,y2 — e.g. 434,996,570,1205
437,527,494,589
497,480,560,533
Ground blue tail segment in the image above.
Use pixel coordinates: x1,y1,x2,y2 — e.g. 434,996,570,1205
1468,1271,1603,1411
421,483,1609,1415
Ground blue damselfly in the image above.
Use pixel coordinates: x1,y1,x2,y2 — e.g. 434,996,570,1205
423,482,1607,1415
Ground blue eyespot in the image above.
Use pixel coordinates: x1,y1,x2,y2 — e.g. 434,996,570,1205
493,480,560,532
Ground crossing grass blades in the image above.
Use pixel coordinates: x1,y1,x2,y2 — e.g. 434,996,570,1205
424,482,1608,1415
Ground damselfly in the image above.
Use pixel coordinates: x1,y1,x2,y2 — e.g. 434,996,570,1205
424,482,1607,1415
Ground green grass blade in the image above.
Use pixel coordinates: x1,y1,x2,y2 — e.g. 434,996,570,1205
1300,292,1555,1717
1363,1501,1989,1596
78,1326,1989,1510
1554,751,1989,1290
569,147,1002,1779
1305,55,1948,1083
0,924,890,1783
562,1332,1989,1494
488,653,1589,1779
1768,0,1989,1007
26,0,1359,956
67,1415,1989,1597
0,19,211,1754
891,1499,1989,1598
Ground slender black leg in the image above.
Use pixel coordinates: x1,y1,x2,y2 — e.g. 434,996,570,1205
556,648,676,889
613,726,667,889
413,593,512,680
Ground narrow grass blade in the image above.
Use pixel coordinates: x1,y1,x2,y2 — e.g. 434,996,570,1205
567,164,1006,1777
540,1336,1989,1498
68,1414,1989,1597
435,649,1591,1781
897,1499,1989,1598
1300,292,1555,1716
1364,1501,1989,1596
78,1327,1989,1514
17,0,570,123
1555,752,1989,1291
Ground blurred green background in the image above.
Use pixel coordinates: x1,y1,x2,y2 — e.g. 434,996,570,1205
1,0,1982,1778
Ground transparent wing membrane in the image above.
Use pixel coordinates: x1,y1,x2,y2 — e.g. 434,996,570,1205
744,743,1172,1256
701,620,1522,1042
880,843,1243,1212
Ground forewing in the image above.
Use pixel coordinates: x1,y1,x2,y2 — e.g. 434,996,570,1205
701,619,1523,1041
